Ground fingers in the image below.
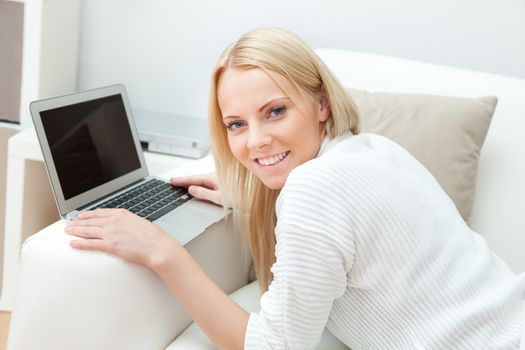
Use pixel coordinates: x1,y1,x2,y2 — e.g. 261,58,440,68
187,185,222,206
65,224,104,239
65,211,119,239
69,217,108,228
170,173,218,190
77,208,124,219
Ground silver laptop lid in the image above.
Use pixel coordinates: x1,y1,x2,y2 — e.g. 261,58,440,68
30,84,149,217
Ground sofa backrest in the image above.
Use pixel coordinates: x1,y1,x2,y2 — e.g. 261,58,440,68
316,48,525,273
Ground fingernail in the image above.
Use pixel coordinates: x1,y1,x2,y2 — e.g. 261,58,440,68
64,226,70,233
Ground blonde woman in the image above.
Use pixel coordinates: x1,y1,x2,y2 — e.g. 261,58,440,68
65,28,525,349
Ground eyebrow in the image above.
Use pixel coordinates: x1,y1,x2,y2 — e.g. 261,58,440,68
222,96,289,120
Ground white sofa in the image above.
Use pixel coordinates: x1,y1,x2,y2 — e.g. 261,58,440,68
7,49,525,349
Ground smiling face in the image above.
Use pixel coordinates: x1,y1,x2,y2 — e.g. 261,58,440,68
217,67,330,189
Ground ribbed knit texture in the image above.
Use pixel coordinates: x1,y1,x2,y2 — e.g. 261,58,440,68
244,133,525,349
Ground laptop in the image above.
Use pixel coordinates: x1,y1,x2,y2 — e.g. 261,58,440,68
30,84,224,246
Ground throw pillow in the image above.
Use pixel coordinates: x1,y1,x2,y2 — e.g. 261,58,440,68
347,88,497,222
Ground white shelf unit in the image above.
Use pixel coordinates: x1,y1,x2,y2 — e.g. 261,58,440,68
5,0,81,129
0,0,82,310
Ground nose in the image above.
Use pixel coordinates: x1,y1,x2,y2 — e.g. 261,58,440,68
246,123,272,151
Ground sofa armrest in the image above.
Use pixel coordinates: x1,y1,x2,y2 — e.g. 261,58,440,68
7,217,249,350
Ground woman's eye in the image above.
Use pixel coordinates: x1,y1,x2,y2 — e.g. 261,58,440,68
226,121,245,131
269,106,286,117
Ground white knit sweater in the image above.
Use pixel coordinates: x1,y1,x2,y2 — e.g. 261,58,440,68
244,133,525,349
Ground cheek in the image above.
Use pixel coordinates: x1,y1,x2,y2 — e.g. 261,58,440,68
291,119,322,153
228,135,249,163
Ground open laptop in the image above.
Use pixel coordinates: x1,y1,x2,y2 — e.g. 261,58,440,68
30,84,224,246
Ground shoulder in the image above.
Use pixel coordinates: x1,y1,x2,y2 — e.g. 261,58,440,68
278,133,423,220
277,135,376,215
283,133,404,193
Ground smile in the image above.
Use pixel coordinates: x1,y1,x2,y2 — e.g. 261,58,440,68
255,151,290,166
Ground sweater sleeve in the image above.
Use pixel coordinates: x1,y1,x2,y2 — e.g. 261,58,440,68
244,160,355,349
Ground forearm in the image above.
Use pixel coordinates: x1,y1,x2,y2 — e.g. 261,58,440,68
151,238,249,350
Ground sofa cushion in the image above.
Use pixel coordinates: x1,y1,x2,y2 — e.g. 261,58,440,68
348,89,497,221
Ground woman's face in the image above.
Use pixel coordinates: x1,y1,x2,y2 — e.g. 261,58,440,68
217,68,330,189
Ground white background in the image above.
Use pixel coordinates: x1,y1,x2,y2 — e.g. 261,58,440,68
77,0,525,119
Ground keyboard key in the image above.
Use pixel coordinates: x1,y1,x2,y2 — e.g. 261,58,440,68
147,203,179,221
159,199,172,206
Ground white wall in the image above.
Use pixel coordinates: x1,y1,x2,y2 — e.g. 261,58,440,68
77,0,525,119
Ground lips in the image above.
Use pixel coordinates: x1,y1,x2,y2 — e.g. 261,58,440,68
255,151,290,166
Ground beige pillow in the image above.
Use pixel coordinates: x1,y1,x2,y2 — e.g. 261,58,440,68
347,88,497,222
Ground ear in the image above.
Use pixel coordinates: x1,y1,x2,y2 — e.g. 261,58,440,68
318,91,331,123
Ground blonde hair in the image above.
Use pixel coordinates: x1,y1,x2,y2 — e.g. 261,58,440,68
209,27,359,291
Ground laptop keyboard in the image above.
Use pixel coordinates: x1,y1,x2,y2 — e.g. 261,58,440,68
93,179,192,221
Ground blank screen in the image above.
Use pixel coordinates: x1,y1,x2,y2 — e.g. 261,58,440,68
40,94,141,200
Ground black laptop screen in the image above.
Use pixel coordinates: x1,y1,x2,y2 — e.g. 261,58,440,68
40,94,141,200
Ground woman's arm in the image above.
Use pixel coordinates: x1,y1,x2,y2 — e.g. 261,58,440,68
151,237,249,350
66,209,248,350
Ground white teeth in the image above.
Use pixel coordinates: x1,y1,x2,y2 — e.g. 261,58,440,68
258,152,288,166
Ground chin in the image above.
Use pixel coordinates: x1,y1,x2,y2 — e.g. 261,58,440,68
260,176,286,190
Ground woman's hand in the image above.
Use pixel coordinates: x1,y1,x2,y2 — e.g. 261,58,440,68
65,208,178,269
170,173,222,206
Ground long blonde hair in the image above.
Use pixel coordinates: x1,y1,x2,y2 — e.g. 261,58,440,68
209,27,360,291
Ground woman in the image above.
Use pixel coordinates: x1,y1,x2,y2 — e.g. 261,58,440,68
65,28,525,349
